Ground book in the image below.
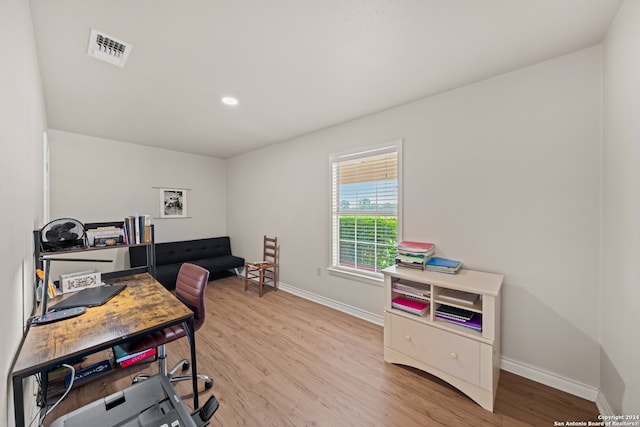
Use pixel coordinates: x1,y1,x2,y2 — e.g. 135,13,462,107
392,296,429,316
143,225,151,243
434,304,474,321
396,253,431,263
397,247,435,256
397,241,435,253
438,288,478,306
113,345,156,368
123,216,133,244
396,261,426,270
435,312,482,332
426,257,461,269
393,282,431,298
425,257,462,274
135,215,141,244
143,215,152,243
119,348,156,368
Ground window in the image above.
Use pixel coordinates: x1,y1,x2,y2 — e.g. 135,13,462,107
330,140,402,279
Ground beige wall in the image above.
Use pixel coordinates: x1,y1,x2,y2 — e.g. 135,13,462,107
47,130,228,276
227,46,603,393
601,0,640,414
0,1,47,425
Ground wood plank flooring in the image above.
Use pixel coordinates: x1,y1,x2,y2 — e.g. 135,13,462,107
44,275,600,426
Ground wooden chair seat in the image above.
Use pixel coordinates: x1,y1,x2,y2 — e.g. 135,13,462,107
245,261,276,269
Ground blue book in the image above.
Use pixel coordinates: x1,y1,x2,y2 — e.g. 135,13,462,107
435,312,482,332
426,257,461,269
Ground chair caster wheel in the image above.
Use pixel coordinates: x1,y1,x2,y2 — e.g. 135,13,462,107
181,361,190,371
205,379,213,389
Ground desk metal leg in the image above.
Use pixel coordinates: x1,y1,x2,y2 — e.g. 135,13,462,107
13,375,25,427
185,317,199,409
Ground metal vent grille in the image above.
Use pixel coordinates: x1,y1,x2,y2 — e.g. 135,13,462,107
87,29,132,67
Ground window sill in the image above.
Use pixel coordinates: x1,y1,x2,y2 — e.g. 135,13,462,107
326,267,384,287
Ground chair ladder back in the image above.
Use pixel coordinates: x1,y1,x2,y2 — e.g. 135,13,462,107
263,236,278,264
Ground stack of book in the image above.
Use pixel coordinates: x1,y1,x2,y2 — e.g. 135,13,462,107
392,296,429,316
113,345,156,368
435,305,482,331
392,280,431,299
438,288,478,306
425,257,462,274
86,226,124,247
123,215,152,245
396,241,435,270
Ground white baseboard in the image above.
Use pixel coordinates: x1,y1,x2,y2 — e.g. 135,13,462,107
595,392,614,417
500,357,599,402
278,281,603,406
278,281,384,326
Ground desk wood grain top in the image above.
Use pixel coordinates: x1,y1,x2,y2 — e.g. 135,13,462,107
13,273,192,376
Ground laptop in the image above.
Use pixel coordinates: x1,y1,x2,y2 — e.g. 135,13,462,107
49,284,127,312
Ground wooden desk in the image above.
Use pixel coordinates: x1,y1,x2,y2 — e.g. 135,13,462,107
11,273,200,427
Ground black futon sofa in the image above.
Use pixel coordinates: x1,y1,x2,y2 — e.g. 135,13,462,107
129,236,244,290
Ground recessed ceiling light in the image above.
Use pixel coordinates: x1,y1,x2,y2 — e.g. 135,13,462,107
221,96,239,106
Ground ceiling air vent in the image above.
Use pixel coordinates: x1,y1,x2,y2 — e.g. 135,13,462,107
87,29,133,67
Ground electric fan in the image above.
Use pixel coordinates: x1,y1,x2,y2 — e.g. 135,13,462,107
40,218,86,251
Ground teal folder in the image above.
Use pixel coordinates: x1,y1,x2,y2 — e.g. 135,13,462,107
426,257,461,269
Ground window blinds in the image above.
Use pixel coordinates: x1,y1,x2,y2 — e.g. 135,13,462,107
330,142,401,275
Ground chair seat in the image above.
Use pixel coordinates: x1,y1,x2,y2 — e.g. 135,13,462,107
121,324,186,354
245,261,275,269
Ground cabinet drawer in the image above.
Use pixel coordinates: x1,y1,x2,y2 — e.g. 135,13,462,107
389,314,480,385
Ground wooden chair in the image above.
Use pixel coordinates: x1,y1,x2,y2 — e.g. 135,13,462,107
244,236,278,297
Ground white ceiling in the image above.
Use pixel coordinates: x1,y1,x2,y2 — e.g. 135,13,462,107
29,0,622,159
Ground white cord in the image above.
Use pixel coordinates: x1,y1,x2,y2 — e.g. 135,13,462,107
38,363,75,426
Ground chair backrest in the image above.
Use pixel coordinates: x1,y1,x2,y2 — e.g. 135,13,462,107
175,263,209,330
263,236,278,265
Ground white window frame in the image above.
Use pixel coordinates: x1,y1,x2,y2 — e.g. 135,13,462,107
328,140,403,284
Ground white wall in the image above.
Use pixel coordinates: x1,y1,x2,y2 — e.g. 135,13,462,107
601,0,640,414
48,130,227,275
227,46,603,392
0,1,47,425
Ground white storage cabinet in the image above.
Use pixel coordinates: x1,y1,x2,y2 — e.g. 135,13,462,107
382,265,503,411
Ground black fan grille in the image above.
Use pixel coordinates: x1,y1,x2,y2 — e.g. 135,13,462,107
41,218,86,251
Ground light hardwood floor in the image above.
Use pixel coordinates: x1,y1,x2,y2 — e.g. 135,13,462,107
44,275,600,426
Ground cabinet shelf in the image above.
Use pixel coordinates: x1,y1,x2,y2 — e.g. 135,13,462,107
34,222,156,281
38,241,151,256
383,264,503,412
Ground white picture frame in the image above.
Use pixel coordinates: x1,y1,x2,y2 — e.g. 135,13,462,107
160,188,187,218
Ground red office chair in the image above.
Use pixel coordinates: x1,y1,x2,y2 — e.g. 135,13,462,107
122,263,213,389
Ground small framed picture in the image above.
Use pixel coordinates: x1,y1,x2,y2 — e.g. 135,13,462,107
60,270,102,293
160,188,187,218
